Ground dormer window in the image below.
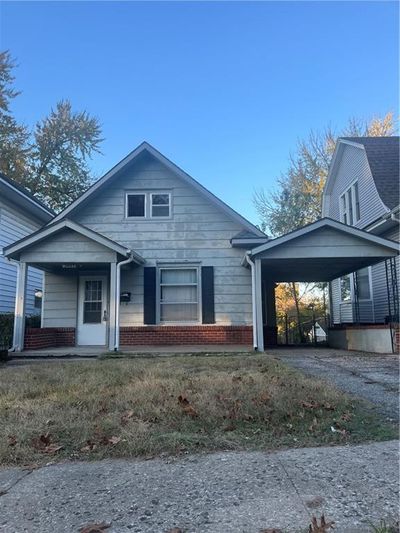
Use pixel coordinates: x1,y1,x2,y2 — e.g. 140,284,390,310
126,191,171,219
340,181,360,225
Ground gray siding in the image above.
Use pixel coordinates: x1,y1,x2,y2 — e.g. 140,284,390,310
0,199,43,315
71,155,252,326
327,144,388,227
327,144,398,325
42,273,78,328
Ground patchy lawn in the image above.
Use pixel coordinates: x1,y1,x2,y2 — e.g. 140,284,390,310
0,355,397,466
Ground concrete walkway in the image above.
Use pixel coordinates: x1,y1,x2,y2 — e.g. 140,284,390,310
0,440,398,533
274,348,399,421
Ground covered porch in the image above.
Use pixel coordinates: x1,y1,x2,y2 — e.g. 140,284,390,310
4,219,145,352
245,218,399,352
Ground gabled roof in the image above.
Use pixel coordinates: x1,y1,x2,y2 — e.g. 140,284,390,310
323,137,399,213
49,142,266,238
246,218,399,282
340,137,399,210
0,173,54,223
3,218,145,264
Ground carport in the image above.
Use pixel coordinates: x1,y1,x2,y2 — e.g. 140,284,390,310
243,218,399,351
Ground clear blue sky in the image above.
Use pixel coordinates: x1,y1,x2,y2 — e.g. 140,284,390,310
1,1,398,223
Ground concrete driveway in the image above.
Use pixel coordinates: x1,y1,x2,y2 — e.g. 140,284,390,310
273,347,399,420
0,440,398,533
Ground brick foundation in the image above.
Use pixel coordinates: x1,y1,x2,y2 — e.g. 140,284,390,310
119,325,253,346
24,328,75,350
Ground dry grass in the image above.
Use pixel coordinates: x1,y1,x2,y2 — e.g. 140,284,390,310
0,355,396,466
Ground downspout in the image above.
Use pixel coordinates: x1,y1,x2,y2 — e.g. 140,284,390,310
114,251,135,352
245,252,258,350
6,257,21,352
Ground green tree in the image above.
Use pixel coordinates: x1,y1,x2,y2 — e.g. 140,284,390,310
0,51,103,212
0,51,30,181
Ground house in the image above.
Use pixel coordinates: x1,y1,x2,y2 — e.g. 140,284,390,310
3,142,399,353
322,136,400,352
0,173,54,317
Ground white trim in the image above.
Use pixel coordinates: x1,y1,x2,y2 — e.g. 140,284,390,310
125,192,147,219
48,142,266,237
3,219,145,264
150,191,171,219
0,176,54,218
249,218,400,257
156,264,201,325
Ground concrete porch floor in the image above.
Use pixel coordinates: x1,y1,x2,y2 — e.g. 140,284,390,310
13,345,254,358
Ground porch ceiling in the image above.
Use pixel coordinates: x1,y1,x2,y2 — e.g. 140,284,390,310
249,218,398,282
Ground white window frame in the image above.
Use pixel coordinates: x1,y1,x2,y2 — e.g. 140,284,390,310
125,191,172,220
150,192,171,219
125,192,147,219
339,180,360,226
157,264,201,324
340,267,373,303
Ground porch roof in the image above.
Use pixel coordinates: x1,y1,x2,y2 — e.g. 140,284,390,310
3,218,145,265
247,218,399,282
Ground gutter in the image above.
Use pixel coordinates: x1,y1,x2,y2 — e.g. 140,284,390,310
114,251,135,352
244,252,258,350
365,206,400,234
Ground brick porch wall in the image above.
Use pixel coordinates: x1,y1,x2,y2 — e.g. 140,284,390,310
24,328,75,350
119,325,253,346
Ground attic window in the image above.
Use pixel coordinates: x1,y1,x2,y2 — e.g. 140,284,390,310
340,181,360,225
127,193,146,218
151,193,170,217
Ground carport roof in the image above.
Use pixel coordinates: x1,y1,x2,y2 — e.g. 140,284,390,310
247,218,398,282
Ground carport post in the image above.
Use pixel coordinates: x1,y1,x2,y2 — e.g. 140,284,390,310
255,258,264,351
12,261,27,352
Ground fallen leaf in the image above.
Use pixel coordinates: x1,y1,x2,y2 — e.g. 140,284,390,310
165,528,183,533
7,435,17,447
302,401,320,409
260,528,283,533
79,522,111,533
340,412,352,422
120,410,134,425
81,440,97,452
322,403,335,411
309,417,318,432
308,514,335,532
32,433,52,450
178,395,198,417
108,436,121,446
232,375,243,382
44,444,63,454
306,496,325,509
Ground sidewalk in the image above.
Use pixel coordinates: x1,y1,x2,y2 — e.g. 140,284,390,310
0,440,398,532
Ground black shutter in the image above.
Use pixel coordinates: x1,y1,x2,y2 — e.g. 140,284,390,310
201,266,215,324
143,267,156,324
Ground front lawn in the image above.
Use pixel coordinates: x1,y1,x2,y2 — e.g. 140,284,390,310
0,355,396,465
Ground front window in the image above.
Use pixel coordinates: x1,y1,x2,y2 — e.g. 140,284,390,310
159,267,199,322
356,267,371,300
340,181,360,226
340,275,351,302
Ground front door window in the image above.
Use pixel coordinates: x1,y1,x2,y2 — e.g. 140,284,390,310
83,280,103,323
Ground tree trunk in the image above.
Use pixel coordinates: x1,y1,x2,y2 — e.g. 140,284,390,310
291,282,304,343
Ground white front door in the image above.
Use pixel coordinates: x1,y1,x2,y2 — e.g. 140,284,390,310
77,277,108,346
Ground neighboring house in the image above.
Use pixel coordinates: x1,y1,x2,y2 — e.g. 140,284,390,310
0,173,54,316
4,142,398,353
322,136,400,351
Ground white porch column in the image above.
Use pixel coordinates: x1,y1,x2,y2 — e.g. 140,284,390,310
254,258,264,351
12,261,27,352
108,262,117,351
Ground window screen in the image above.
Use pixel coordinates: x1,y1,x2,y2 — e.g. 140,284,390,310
127,194,145,217
159,268,198,322
151,194,170,217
